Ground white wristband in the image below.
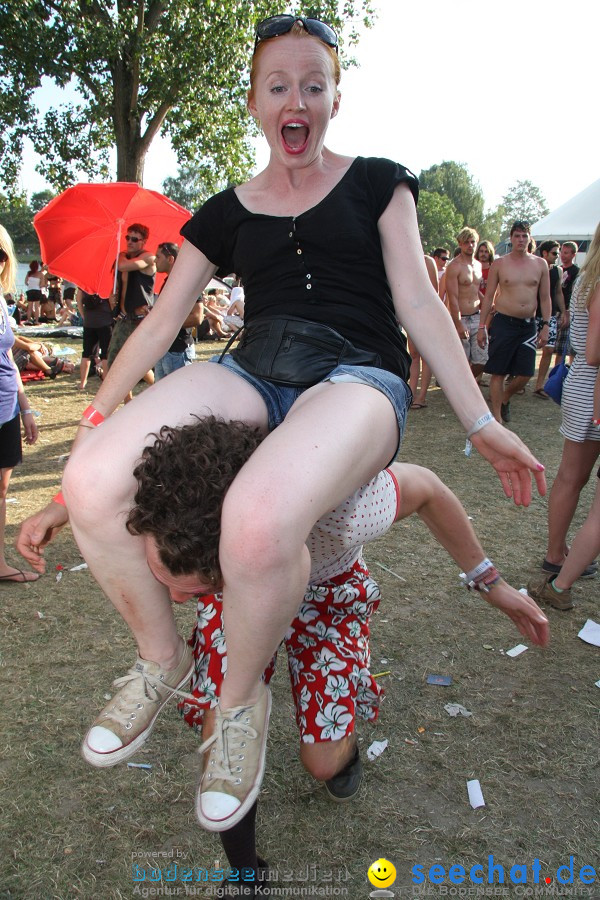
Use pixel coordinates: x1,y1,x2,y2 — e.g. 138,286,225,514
467,412,494,438
21,409,33,416
464,558,493,583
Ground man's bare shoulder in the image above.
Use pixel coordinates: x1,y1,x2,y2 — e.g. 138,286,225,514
445,257,462,274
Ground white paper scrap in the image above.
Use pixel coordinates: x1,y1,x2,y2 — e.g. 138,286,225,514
367,739,388,761
467,779,485,809
444,703,472,718
578,619,600,648
69,563,89,571
506,644,528,657
518,588,529,596
595,680,600,689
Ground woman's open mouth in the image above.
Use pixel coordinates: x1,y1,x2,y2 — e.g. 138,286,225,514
281,121,309,154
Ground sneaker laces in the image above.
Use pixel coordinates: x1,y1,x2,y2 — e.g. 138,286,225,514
199,709,258,786
102,661,195,728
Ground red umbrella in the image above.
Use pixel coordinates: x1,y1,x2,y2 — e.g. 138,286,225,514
33,182,192,297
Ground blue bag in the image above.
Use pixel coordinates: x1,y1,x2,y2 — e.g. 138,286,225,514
544,361,569,405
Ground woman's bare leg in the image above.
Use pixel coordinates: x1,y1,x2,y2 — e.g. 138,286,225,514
79,357,91,390
63,362,269,669
1,467,38,580
218,381,400,710
545,439,600,565
554,478,600,590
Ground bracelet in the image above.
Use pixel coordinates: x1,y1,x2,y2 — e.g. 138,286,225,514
477,326,486,331
52,491,66,506
464,558,493,583
21,409,33,416
461,561,501,595
466,411,494,438
81,405,105,427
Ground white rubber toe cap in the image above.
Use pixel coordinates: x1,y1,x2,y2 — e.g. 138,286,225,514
86,726,124,753
200,791,241,821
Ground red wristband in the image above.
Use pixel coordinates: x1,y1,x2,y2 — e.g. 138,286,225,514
82,405,105,427
53,491,66,506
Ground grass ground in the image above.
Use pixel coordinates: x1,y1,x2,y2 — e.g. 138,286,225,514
1,340,598,899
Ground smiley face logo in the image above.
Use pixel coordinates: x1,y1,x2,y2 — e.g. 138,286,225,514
367,858,397,889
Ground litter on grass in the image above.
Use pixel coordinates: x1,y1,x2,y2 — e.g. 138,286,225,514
506,644,528,657
427,674,453,686
373,561,406,582
444,703,472,718
578,619,600,648
367,739,388,761
69,563,88,571
467,779,485,809
127,763,152,770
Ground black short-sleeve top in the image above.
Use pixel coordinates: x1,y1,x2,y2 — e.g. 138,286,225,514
181,157,418,381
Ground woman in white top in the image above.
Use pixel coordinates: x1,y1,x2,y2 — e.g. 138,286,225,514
24,260,46,324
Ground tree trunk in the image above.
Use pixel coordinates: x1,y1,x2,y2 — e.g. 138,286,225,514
116,138,146,185
112,53,146,185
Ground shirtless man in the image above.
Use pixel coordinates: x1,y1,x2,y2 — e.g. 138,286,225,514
445,227,488,379
477,221,551,424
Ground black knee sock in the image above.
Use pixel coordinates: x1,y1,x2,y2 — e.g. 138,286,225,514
219,801,259,874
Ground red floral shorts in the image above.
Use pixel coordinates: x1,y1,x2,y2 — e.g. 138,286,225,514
178,558,383,742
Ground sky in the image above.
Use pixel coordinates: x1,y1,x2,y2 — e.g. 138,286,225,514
19,0,600,216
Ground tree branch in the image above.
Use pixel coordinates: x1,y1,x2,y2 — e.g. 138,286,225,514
130,0,145,114
139,99,172,154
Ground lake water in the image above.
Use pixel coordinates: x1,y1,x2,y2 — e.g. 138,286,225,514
16,263,29,293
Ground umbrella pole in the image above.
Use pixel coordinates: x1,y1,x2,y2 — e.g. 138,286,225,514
112,220,123,297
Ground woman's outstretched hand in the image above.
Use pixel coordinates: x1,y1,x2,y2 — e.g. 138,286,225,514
484,579,550,647
470,420,546,506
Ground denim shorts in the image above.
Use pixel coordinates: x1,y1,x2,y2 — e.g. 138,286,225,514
211,353,411,457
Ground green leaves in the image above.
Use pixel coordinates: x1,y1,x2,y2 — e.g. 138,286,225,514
501,181,550,237
0,0,375,193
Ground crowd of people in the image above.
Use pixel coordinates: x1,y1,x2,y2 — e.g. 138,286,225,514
1,14,599,898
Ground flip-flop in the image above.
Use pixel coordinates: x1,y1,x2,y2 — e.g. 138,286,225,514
534,389,549,399
0,568,40,583
410,402,428,410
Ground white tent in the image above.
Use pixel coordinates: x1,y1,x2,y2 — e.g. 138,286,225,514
531,178,600,259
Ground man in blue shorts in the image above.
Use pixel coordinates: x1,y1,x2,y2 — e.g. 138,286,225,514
478,222,552,424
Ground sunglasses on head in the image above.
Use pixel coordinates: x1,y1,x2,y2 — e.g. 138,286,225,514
254,15,338,54
0,249,8,263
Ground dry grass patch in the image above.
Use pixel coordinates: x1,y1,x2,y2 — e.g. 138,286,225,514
1,343,598,898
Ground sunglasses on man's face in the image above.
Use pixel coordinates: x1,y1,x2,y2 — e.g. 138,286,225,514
254,15,338,54
126,236,142,243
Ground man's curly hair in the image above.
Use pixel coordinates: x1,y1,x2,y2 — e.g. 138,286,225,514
126,416,264,582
